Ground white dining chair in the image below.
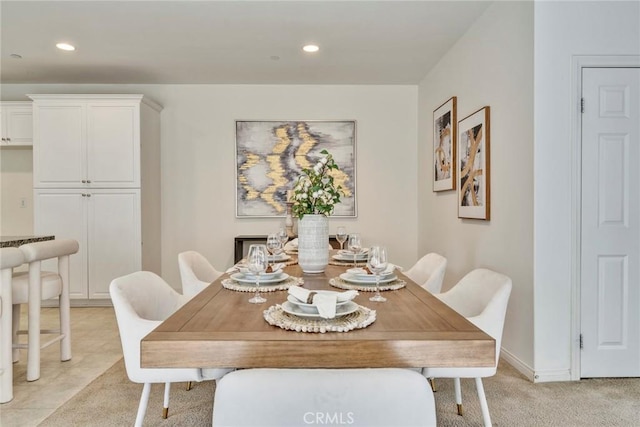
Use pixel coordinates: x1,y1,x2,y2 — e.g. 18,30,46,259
0,247,25,403
422,268,512,427
178,251,223,298
110,271,232,427
404,252,447,293
11,239,79,382
212,368,437,426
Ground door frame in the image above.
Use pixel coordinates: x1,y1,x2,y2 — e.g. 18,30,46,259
570,55,640,380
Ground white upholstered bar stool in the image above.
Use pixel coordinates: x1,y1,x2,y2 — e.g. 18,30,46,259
178,251,223,298
405,253,447,293
0,247,25,403
12,239,79,382
212,368,437,427
111,271,232,427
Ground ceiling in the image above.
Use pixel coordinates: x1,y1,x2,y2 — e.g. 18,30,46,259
1,1,491,85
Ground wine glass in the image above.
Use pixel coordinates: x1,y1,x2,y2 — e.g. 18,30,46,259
266,234,282,268
247,244,268,304
277,226,289,248
347,233,362,268
336,226,347,250
367,246,388,302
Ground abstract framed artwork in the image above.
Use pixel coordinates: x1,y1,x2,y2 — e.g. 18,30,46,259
433,96,457,191
457,106,490,220
235,120,357,217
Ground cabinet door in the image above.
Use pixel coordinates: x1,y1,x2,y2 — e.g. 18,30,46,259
33,104,86,187
33,190,88,299
5,107,33,146
87,103,140,188
87,189,141,299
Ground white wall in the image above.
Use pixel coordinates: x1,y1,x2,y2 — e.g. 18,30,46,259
417,1,534,374
0,147,33,235
534,1,640,381
1,84,418,288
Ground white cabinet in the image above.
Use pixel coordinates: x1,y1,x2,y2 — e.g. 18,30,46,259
30,94,161,303
31,96,145,188
34,189,141,299
0,102,33,146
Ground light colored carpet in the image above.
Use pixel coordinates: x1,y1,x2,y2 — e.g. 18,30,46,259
40,359,640,426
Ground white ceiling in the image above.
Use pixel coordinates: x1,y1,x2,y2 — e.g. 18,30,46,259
1,1,491,85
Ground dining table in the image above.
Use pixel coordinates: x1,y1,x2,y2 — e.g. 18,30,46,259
142,257,495,370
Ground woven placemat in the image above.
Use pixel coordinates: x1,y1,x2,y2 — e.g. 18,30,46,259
222,276,304,292
263,304,376,333
328,258,367,267
329,277,406,292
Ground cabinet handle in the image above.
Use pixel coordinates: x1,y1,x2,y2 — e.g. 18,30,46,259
86,194,92,198
86,180,92,183
6,138,10,142
81,180,86,183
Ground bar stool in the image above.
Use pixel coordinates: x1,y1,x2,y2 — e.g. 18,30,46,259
12,239,79,382
0,247,25,403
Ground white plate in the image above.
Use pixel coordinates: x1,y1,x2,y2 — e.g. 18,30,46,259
287,292,352,313
346,268,395,280
237,269,283,279
332,253,368,261
339,272,398,284
230,272,289,284
268,253,291,261
281,300,358,319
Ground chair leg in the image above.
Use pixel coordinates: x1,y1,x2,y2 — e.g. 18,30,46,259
58,255,72,362
429,377,436,392
1,269,14,403
12,304,20,363
135,383,151,427
454,377,463,415
163,382,171,419
186,381,193,391
475,377,492,427
27,261,42,382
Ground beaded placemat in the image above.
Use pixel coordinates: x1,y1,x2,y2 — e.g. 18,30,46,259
263,304,376,333
222,276,304,292
329,277,406,292
328,258,367,267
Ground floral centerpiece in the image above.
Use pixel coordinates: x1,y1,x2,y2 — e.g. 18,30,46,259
291,150,343,218
291,150,343,273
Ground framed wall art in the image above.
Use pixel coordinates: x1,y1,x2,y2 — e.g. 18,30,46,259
235,120,357,217
457,106,490,220
433,96,457,191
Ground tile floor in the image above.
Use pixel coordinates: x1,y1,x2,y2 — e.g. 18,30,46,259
1,307,122,427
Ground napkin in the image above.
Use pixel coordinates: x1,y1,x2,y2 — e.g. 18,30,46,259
349,264,397,276
288,286,358,319
338,248,369,256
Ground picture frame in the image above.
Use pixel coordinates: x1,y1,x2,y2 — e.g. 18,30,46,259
433,96,457,191
235,120,357,217
457,106,490,220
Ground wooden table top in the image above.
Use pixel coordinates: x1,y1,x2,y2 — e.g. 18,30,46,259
141,264,495,369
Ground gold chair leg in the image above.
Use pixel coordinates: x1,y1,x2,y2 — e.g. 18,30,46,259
457,403,464,416
162,407,169,419
186,381,192,391
429,378,436,392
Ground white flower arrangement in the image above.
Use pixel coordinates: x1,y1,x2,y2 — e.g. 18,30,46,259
291,150,343,219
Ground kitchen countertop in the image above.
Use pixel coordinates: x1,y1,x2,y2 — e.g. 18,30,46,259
0,235,55,248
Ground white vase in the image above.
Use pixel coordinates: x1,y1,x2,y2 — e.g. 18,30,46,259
297,214,329,273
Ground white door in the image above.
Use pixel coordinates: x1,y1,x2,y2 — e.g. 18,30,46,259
33,104,86,187
87,103,140,188
87,189,141,299
581,67,640,377
34,190,88,299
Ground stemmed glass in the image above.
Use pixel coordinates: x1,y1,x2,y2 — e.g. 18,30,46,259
247,244,268,304
347,233,362,268
336,226,347,250
266,234,282,269
277,227,289,249
367,246,388,302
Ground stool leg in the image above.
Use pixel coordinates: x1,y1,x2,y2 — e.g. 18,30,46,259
12,303,20,363
27,261,42,382
58,255,71,361
1,269,14,403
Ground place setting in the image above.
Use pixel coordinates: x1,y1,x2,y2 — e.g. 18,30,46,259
222,244,303,300
329,232,368,267
329,245,406,297
263,285,376,333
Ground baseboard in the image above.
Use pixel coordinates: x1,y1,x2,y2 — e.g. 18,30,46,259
500,347,535,382
41,299,113,308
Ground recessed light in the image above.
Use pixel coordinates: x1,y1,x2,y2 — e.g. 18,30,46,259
56,43,76,51
302,44,319,53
